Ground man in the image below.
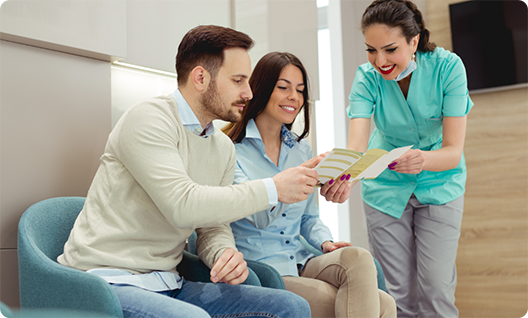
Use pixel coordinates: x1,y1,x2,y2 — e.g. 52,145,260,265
58,25,319,318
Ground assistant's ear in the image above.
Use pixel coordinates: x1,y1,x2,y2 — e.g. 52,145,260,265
190,66,210,92
412,34,420,52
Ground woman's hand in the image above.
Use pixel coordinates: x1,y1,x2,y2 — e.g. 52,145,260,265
321,240,353,253
388,149,425,174
319,175,356,203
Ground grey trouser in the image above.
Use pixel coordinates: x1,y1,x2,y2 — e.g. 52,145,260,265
364,194,464,318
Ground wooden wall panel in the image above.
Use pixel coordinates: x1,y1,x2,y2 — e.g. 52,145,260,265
426,1,528,317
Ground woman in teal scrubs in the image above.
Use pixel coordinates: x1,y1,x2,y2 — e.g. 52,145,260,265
333,0,473,317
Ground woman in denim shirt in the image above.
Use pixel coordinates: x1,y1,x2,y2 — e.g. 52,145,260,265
223,52,396,318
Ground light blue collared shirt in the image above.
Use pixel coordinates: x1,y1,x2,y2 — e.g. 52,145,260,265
172,89,215,137
230,119,333,276
87,268,182,292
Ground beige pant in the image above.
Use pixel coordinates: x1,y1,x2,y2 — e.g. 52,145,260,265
282,246,396,318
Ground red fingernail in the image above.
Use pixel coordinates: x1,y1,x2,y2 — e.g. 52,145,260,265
346,174,351,180
329,179,334,185
340,175,346,181
388,162,397,169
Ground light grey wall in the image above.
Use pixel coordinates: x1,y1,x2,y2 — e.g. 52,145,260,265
0,39,112,308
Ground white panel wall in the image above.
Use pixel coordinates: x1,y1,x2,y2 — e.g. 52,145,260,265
267,0,320,101
235,0,320,101
124,0,231,73
0,0,127,60
111,66,177,127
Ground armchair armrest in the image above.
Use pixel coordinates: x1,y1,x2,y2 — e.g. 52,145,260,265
178,250,261,286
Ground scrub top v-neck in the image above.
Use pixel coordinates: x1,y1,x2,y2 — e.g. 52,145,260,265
347,47,474,218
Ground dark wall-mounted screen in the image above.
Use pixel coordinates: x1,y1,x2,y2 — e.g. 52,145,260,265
449,0,527,91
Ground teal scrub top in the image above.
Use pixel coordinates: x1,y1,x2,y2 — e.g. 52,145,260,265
347,47,474,219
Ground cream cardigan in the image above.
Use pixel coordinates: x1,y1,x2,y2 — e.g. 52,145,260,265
58,95,269,274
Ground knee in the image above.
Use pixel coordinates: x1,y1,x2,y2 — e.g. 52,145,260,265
274,289,311,318
379,290,397,318
336,247,376,272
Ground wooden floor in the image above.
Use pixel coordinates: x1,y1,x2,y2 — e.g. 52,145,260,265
426,1,528,316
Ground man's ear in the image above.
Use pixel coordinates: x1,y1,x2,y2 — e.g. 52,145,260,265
190,66,210,92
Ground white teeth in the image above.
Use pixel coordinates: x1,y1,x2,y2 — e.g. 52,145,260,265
281,106,295,111
380,65,394,71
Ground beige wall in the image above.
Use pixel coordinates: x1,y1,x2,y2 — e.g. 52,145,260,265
0,37,112,309
427,1,528,317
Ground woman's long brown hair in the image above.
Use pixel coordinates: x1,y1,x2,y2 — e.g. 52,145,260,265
222,52,311,143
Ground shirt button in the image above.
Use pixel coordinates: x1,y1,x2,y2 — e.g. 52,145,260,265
280,231,284,235
410,129,414,132
285,240,290,244
282,213,286,217
290,256,294,260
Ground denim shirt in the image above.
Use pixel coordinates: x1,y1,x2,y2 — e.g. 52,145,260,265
231,119,333,276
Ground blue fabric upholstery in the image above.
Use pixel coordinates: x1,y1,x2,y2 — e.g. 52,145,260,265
299,236,387,291
186,232,283,288
1,301,14,317
18,197,124,317
1,301,114,318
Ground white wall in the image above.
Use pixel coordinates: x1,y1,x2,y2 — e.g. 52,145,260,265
0,0,127,60
124,0,231,73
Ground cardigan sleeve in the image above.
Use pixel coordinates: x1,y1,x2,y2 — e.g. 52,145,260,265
195,148,240,268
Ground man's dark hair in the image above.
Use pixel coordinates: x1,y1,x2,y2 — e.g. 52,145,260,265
175,25,254,86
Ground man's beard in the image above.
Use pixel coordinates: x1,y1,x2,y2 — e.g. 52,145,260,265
200,78,245,123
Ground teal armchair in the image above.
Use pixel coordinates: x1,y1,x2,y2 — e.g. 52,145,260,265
1,300,114,318
17,197,266,317
18,197,123,317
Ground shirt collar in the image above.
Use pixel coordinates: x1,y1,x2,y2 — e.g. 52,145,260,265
172,89,215,137
245,118,297,149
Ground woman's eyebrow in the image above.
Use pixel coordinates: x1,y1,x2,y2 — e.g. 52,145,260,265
365,42,397,49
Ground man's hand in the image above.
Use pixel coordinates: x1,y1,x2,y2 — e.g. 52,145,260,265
321,241,353,253
210,248,248,285
272,153,327,204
